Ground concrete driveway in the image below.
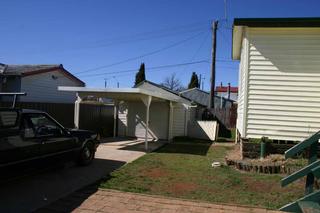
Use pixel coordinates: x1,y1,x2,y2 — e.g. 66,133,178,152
0,138,165,212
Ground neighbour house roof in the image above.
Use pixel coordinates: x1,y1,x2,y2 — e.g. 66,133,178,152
215,86,238,93
0,63,85,86
232,17,320,60
180,87,234,107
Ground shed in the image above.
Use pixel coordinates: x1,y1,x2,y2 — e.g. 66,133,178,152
232,17,320,141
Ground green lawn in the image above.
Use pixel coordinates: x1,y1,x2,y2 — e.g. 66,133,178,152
100,138,304,210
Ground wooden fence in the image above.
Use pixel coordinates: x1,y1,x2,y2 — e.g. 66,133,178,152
213,104,237,129
0,102,114,136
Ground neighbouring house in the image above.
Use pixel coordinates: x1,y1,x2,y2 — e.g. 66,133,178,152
59,80,219,147
215,83,238,102
180,87,237,132
0,63,85,103
232,17,320,142
180,87,234,110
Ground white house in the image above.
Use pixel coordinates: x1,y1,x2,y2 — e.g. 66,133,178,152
0,64,85,103
60,80,218,149
233,17,320,142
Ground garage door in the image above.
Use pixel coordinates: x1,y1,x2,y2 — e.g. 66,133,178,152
127,101,169,140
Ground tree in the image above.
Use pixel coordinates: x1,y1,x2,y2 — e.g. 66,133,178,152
188,72,199,89
161,73,185,92
135,63,146,85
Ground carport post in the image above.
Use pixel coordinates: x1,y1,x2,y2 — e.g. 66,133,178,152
168,101,174,141
74,93,82,129
141,95,152,151
113,100,119,138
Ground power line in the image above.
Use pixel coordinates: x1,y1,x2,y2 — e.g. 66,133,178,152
79,60,210,78
13,21,211,56
75,31,208,75
180,31,210,74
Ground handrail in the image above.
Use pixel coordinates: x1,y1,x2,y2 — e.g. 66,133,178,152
280,130,320,212
285,130,320,158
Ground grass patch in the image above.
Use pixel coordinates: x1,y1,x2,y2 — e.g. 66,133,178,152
100,138,304,209
217,128,236,142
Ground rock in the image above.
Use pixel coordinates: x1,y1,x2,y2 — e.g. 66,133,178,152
212,162,221,168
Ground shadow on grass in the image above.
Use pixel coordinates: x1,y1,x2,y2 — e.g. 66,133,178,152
118,140,168,152
155,137,213,156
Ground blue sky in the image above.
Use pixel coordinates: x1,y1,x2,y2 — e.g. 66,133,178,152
1,0,320,90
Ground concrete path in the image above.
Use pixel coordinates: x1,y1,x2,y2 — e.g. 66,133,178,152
0,138,165,212
39,188,281,213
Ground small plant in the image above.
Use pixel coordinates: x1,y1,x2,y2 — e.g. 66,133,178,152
248,138,261,143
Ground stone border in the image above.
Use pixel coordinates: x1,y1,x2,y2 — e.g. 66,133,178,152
225,158,300,174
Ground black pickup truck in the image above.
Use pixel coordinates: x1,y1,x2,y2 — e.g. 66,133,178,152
0,108,100,171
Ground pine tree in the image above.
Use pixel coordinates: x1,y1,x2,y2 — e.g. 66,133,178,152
188,72,199,89
135,63,146,85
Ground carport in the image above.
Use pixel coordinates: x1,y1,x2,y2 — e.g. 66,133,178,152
59,86,185,151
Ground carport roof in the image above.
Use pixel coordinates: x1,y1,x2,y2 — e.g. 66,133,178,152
58,86,189,103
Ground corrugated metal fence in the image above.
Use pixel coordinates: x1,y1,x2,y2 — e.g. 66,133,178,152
0,102,114,136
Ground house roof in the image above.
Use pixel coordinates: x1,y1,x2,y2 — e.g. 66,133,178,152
0,63,85,86
58,86,190,104
215,86,238,93
232,17,320,60
134,80,181,96
59,80,192,105
134,80,192,104
234,17,320,28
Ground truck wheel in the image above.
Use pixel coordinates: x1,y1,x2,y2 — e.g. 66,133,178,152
77,142,95,166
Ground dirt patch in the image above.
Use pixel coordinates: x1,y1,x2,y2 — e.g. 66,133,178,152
143,168,169,178
226,144,241,160
242,177,277,193
168,182,199,196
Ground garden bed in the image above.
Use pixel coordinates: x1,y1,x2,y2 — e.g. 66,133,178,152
226,145,307,174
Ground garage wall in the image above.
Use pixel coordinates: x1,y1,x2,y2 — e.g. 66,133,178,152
121,101,169,140
118,102,128,137
172,103,188,137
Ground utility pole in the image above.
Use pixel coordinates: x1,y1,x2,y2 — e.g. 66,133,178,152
199,74,202,89
208,20,218,109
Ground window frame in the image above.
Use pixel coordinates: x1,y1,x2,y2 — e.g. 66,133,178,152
22,113,68,138
0,109,19,128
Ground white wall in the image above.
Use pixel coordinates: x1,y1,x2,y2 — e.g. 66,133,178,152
171,103,189,137
239,27,320,141
20,70,82,103
237,31,249,137
126,101,169,140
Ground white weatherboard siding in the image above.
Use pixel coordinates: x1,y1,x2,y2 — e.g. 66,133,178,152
241,27,320,141
172,104,188,137
118,102,128,137
20,70,81,103
237,33,249,137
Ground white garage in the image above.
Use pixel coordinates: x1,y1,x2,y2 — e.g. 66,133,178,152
59,81,193,150
126,101,169,140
